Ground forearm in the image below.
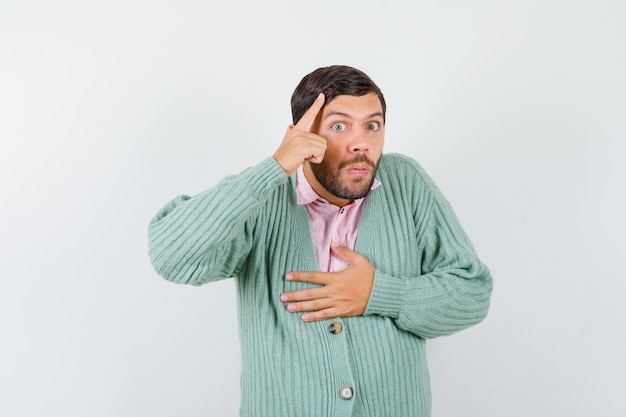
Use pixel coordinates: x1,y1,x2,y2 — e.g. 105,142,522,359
147,157,287,285
363,164,493,338
364,262,493,339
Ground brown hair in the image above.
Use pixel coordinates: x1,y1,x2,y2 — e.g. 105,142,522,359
291,65,386,124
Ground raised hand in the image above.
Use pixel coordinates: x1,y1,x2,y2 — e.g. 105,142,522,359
272,93,327,177
280,243,376,322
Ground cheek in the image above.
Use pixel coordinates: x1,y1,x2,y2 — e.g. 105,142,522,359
371,136,385,154
322,142,344,162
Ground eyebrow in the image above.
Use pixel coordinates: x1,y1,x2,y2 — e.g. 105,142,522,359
323,111,384,120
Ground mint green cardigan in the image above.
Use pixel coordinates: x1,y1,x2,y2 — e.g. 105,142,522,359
148,154,492,417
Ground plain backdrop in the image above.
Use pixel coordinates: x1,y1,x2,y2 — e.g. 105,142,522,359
1,1,625,416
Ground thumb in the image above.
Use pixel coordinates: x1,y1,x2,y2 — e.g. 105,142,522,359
330,242,359,262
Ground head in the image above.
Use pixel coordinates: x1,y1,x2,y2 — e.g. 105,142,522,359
291,65,386,125
291,66,386,206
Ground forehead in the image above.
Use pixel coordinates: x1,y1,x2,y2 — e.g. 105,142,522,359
322,93,383,119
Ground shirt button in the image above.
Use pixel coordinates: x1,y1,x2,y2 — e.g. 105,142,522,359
329,321,343,334
340,386,354,400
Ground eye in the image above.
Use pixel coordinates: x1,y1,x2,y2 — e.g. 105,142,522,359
367,122,380,131
331,123,346,132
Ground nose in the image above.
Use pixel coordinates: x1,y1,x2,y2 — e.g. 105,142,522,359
349,129,370,153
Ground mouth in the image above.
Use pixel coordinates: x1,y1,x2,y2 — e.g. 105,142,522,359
343,164,373,176
337,155,377,179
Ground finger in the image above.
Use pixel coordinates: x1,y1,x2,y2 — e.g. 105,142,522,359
330,242,360,264
305,152,324,164
294,93,325,132
285,298,333,313
303,136,327,164
281,286,328,303
301,308,343,322
286,271,331,285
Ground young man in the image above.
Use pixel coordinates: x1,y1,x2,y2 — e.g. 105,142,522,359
148,65,492,417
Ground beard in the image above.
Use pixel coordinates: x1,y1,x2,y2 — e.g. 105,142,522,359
310,154,380,200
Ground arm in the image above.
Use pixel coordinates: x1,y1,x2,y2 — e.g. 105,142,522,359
281,222,491,339
364,180,493,339
281,158,492,339
147,157,287,285
148,94,329,286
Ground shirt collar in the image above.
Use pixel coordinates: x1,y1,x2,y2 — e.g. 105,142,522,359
295,165,381,205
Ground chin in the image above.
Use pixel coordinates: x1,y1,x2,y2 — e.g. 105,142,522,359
336,178,375,200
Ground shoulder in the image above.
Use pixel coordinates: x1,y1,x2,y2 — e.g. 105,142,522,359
378,153,432,184
376,153,448,205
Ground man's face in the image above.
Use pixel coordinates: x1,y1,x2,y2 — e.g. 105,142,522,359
306,93,385,205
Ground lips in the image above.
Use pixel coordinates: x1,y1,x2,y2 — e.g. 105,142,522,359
344,164,372,174
339,156,376,170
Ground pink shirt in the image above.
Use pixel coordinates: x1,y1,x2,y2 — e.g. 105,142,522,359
296,165,381,272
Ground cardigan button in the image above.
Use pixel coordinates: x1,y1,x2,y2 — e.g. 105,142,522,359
340,386,354,400
329,321,343,334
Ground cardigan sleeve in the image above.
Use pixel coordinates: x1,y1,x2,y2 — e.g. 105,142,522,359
147,157,288,285
363,159,493,339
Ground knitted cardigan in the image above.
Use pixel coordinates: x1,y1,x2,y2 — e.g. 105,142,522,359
148,153,493,417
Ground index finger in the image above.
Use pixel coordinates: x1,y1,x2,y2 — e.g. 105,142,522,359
286,271,331,285
294,93,325,132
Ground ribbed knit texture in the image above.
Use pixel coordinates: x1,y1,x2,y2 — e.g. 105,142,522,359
148,154,493,417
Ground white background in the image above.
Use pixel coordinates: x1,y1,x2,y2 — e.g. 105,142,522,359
1,0,624,416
